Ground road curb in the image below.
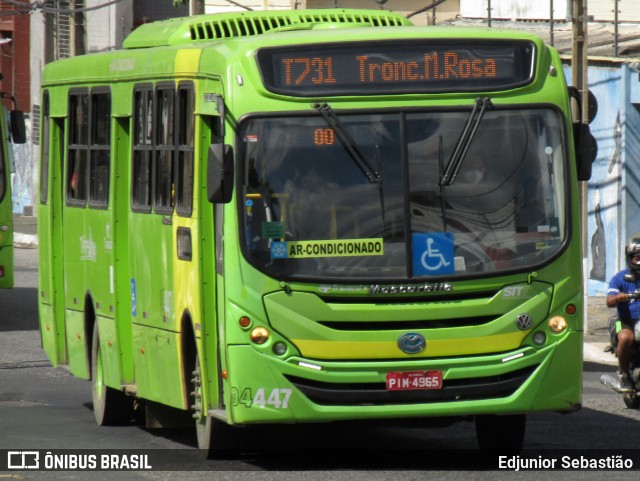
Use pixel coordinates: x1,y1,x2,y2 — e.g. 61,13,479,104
584,342,617,366
14,232,38,248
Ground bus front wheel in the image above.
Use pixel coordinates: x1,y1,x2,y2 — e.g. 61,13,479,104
191,354,240,458
475,414,526,453
91,326,133,425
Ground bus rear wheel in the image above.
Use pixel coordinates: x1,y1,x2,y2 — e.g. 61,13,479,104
191,354,240,458
91,326,133,425
475,414,526,453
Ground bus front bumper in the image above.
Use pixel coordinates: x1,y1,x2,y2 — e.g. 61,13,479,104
224,331,582,424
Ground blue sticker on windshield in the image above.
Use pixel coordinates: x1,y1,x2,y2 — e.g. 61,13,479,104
412,232,454,276
271,241,288,259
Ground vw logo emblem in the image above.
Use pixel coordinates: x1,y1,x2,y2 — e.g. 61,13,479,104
398,333,426,354
516,313,533,331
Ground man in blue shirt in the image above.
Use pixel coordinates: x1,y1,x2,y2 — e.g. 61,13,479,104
606,235,640,392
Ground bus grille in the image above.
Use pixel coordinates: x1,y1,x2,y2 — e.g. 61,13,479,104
285,365,537,406
318,315,498,331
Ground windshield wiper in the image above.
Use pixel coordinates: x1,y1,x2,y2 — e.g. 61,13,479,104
438,135,448,231
440,97,491,187
314,103,382,183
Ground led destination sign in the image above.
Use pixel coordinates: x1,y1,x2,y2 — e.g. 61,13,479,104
257,40,535,96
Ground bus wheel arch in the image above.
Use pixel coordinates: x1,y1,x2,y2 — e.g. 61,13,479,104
180,311,197,410
83,291,97,379
181,313,212,450
182,313,239,458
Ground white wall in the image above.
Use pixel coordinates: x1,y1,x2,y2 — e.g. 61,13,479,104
204,0,292,13
590,0,640,22
203,0,461,25
86,0,133,52
460,0,568,20
461,0,640,22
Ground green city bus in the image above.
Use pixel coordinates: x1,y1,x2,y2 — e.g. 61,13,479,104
0,92,26,289
37,9,595,455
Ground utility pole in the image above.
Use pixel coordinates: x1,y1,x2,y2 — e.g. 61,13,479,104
571,0,589,127
190,0,205,15
572,0,589,327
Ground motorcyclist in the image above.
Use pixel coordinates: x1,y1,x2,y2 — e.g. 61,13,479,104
606,234,640,392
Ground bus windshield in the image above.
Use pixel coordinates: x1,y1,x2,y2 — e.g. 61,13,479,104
239,107,567,280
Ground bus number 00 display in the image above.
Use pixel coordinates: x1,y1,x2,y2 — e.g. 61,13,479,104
314,128,335,145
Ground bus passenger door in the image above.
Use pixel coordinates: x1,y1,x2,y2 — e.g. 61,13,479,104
38,113,67,365
128,87,176,334
112,116,134,384
128,86,184,406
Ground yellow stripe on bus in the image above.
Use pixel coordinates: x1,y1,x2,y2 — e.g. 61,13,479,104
293,331,529,359
175,49,202,74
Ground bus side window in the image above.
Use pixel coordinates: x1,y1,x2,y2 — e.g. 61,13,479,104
67,91,89,204
39,92,50,205
132,88,153,211
89,91,110,207
153,87,174,213
176,84,194,217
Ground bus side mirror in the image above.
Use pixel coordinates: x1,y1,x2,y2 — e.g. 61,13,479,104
574,123,597,181
568,87,598,181
9,110,26,144
207,143,234,203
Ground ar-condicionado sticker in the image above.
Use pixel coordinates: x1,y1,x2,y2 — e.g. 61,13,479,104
270,238,383,259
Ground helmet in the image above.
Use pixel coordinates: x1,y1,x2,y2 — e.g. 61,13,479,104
625,233,640,271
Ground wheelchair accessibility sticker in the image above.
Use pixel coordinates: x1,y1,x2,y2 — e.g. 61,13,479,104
412,232,454,275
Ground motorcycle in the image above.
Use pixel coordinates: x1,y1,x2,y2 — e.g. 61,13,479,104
599,287,640,409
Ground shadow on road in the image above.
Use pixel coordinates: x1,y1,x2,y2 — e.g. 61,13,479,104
78,403,640,470
0,287,39,331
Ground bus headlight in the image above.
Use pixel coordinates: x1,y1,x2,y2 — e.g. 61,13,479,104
250,327,270,344
548,316,568,333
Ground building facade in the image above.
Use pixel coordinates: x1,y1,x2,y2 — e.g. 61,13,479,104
0,3,29,116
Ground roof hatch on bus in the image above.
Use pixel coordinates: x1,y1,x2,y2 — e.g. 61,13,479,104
122,9,411,49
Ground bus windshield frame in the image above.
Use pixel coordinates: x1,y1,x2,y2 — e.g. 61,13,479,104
238,105,570,282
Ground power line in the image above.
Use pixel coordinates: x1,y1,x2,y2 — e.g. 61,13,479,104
0,0,124,15
42,0,124,14
407,0,449,19
224,0,253,11
0,0,32,16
